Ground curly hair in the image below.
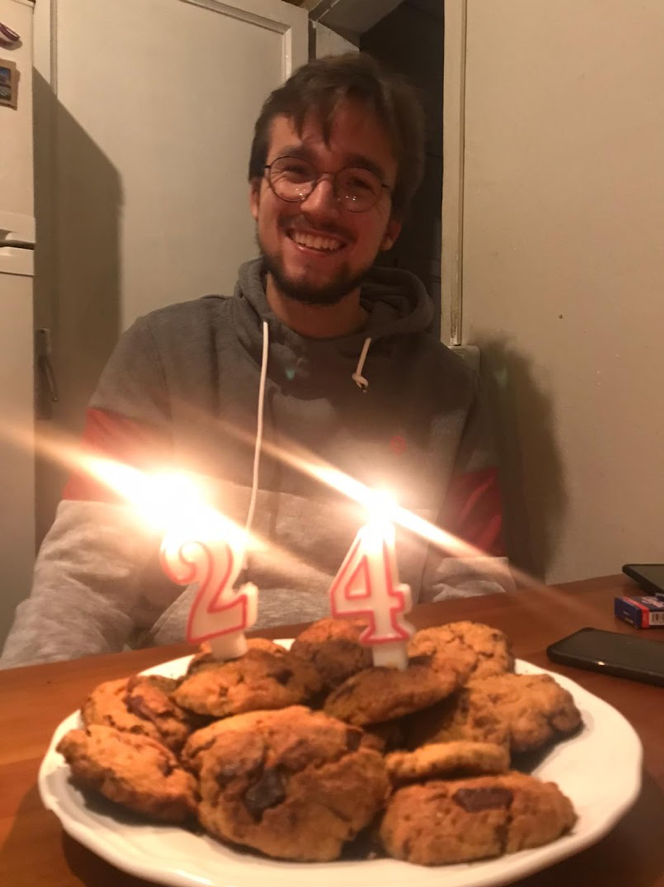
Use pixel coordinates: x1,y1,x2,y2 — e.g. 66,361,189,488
248,52,425,220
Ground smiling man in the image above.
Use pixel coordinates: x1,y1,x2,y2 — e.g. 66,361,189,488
2,54,513,669
252,100,401,335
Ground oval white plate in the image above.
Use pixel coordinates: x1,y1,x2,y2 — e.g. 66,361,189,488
39,648,642,887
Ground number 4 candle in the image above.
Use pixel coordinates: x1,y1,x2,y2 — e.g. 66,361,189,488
329,492,414,670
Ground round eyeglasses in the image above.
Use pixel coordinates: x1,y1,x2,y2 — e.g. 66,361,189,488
263,156,391,213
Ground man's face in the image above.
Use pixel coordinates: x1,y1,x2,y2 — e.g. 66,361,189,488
250,100,401,306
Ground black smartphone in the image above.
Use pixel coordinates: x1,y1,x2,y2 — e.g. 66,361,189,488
547,627,664,687
622,563,664,597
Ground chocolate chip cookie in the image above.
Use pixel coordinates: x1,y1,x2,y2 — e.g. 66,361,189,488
468,673,583,752
183,706,306,773
290,617,372,690
82,674,197,753
380,771,576,865
196,706,390,861
409,621,514,683
324,662,460,727
57,724,197,822
386,741,510,785
186,637,286,676
173,645,323,717
405,686,510,750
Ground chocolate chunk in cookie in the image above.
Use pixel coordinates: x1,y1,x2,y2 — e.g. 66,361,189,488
57,724,197,822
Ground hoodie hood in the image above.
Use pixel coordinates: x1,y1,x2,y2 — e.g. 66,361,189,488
236,257,433,343
233,257,435,391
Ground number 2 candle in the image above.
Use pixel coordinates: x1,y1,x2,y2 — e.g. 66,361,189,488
160,507,257,661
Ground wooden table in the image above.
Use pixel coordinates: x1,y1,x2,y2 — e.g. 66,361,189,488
1,574,663,886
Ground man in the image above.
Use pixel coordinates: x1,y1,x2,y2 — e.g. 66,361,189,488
1,53,511,669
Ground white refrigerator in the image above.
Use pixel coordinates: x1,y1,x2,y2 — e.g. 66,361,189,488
0,0,35,646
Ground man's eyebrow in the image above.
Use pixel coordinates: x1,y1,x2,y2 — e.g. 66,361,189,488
274,145,313,161
273,146,388,182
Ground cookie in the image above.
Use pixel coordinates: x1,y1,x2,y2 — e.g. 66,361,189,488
380,771,576,865
468,673,582,752
386,741,510,785
184,705,382,772
186,637,286,676
81,674,197,753
324,662,460,727
173,645,323,717
290,617,372,690
196,706,390,861
57,724,197,822
405,686,510,750
409,621,514,683
183,707,306,773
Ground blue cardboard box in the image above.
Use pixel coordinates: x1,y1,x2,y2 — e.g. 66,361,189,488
614,595,664,628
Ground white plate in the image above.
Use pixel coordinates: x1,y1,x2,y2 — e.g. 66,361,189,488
39,647,642,887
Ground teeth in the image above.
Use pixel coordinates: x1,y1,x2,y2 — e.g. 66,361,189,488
291,232,343,251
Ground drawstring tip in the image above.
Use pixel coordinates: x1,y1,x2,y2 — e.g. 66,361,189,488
352,373,369,392
352,336,372,392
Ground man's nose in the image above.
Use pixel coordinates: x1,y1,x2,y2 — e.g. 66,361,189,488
300,175,339,215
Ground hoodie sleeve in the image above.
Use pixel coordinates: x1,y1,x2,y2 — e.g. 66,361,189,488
419,379,515,602
0,318,173,669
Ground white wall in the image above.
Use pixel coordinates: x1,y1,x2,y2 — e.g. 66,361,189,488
459,0,664,582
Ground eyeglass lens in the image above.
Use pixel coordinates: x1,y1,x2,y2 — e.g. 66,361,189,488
268,157,383,212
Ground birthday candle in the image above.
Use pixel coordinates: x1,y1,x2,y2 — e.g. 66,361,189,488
160,509,257,661
330,494,414,670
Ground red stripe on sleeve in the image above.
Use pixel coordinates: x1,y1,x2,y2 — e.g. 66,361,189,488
442,466,505,557
63,409,170,503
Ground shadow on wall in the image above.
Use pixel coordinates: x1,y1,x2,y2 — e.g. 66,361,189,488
33,71,122,546
478,338,567,582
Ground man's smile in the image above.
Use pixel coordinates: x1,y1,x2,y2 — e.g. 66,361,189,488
286,226,348,254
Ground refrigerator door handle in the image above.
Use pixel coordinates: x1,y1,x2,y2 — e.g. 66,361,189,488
35,328,59,419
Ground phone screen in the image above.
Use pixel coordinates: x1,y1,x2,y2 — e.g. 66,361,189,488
548,628,664,685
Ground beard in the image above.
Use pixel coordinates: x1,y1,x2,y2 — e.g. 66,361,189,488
257,228,373,307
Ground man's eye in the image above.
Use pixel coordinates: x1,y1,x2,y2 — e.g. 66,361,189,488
348,176,373,192
276,161,312,180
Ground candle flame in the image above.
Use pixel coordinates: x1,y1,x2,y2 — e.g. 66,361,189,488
363,489,398,526
83,457,247,548
305,465,470,558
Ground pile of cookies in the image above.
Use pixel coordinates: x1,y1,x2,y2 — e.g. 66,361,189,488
56,619,581,866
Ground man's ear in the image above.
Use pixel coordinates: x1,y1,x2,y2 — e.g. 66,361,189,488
380,216,402,252
249,180,260,221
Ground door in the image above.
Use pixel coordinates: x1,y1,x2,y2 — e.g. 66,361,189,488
33,0,308,542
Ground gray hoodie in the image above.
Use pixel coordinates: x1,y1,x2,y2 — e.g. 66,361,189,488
1,259,511,668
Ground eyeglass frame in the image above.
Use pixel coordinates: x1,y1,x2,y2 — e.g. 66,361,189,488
262,156,392,213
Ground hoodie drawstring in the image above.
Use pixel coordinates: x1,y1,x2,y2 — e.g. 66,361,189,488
244,320,269,541
352,336,372,392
